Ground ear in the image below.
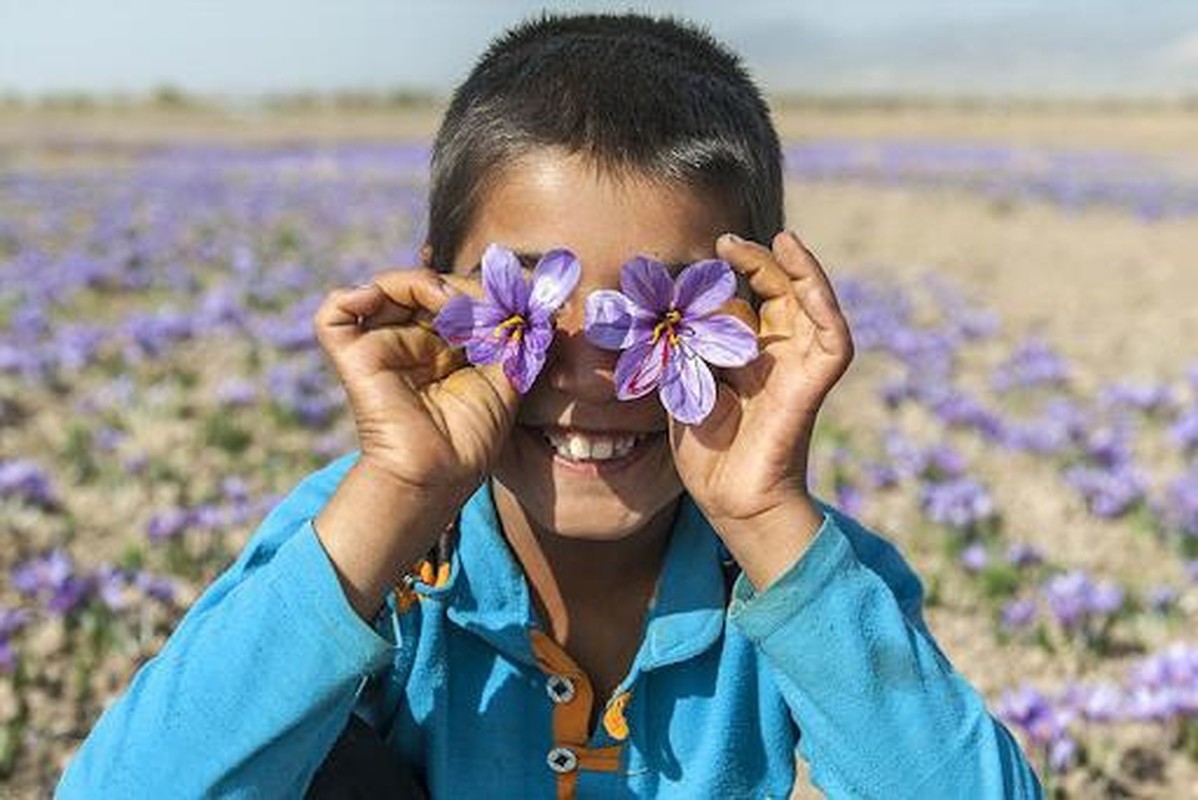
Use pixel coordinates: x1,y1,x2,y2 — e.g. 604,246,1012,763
419,244,434,269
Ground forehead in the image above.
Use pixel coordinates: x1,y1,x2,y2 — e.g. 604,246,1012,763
452,149,738,278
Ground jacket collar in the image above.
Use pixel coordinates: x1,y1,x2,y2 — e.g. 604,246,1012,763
418,480,728,673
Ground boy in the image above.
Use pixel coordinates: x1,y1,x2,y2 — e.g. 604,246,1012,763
58,13,1042,798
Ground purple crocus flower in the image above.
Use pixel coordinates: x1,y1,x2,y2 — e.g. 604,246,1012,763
434,244,580,394
1001,597,1039,630
959,542,989,573
1006,542,1044,568
919,476,995,529
1170,409,1198,452
584,256,758,424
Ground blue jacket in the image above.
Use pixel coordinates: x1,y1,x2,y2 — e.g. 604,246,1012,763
58,452,1042,798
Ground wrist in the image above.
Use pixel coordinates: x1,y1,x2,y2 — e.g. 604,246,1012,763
708,494,825,592
314,459,473,620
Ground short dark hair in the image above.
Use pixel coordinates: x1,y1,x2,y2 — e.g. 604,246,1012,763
426,12,783,270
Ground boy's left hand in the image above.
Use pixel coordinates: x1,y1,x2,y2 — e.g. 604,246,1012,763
669,231,854,590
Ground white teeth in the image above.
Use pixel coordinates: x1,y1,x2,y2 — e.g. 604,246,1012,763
568,435,589,460
542,431,646,462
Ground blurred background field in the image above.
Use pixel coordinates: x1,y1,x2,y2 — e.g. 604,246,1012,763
2,97,1197,798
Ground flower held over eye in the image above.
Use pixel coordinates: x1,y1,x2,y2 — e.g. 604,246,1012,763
585,257,758,424
434,243,580,394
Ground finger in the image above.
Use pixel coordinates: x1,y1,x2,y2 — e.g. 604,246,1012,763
719,297,760,335
313,284,383,339
383,324,469,386
772,231,841,313
715,233,792,301
769,232,852,354
368,268,460,324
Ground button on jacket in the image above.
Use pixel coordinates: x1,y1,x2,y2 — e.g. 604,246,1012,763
58,452,1042,798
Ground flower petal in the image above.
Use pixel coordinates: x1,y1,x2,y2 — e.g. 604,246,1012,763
678,314,759,367
481,243,530,313
433,294,478,345
660,347,716,424
585,289,639,350
620,256,674,314
465,333,507,366
528,249,581,315
433,294,507,345
523,318,555,358
614,336,670,400
503,338,547,394
673,259,736,317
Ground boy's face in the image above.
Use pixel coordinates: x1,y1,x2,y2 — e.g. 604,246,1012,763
448,149,740,542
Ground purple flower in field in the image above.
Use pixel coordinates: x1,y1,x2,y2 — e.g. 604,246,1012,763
146,506,194,541
834,482,864,516
1080,421,1135,469
122,307,195,360
1170,408,1198,452
1076,682,1124,723
1146,585,1177,613
996,684,1077,771
919,476,995,529
1129,643,1198,696
923,443,968,481
584,256,758,424
134,571,178,605
1064,462,1146,519
883,428,927,478
862,460,900,490
216,377,258,408
1185,560,1198,583
0,608,31,639
93,564,130,611
960,542,989,573
1001,597,1039,630
1046,736,1078,773
11,549,73,596
11,549,93,616
435,244,580,394
1001,398,1087,455
1099,381,1177,416
0,607,27,673
927,389,1006,440
992,338,1070,393
1158,467,1198,539
267,357,337,427
1006,542,1044,568
0,459,57,508
1042,570,1123,630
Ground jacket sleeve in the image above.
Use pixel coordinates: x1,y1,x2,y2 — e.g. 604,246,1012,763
56,452,404,799
727,500,1044,799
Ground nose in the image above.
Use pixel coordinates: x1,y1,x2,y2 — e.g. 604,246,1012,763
542,295,619,401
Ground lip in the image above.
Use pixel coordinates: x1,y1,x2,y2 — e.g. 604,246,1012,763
519,425,662,478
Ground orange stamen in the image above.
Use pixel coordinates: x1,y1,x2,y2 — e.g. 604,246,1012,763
492,313,526,340
650,309,682,345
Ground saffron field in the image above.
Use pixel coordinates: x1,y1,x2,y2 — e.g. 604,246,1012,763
2,105,1197,797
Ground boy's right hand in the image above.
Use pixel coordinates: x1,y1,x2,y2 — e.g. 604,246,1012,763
313,268,520,498
311,268,519,618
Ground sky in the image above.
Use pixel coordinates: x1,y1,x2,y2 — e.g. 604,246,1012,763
2,0,1198,98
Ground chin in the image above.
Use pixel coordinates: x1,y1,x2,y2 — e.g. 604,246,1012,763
490,423,684,541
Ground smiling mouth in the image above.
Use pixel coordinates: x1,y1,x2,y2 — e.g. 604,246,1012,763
522,425,662,464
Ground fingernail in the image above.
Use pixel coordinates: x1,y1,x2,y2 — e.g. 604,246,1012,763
721,233,744,244
353,282,374,291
